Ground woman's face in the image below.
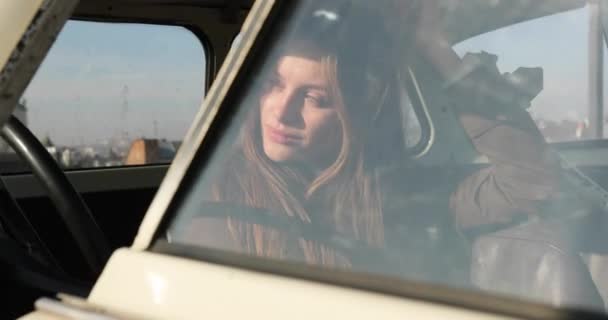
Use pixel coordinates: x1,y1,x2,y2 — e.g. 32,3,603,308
259,55,341,166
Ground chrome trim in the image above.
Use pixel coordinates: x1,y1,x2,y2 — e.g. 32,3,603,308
407,68,436,159
132,0,276,250
589,0,604,138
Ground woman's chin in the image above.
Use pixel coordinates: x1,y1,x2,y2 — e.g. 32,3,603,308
263,147,297,163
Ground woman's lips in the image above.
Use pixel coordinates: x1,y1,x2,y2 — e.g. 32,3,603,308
265,126,301,145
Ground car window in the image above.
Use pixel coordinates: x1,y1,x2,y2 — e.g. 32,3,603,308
453,6,590,143
155,0,608,316
3,20,206,172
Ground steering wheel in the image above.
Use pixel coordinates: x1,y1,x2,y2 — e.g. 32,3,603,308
0,115,111,277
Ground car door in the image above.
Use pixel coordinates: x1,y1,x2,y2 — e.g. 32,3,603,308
0,0,248,317
0,1,249,277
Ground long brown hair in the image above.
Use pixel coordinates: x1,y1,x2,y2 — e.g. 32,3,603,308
211,0,413,267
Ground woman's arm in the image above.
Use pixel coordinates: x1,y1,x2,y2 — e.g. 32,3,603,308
414,0,561,230
449,112,561,230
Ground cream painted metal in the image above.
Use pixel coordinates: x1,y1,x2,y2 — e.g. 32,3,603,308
35,248,514,320
0,1,44,72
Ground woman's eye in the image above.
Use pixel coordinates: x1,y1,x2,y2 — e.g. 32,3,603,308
306,95,330,108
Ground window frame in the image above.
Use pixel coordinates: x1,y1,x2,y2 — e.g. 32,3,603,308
152,240,605,320
130,0,608,318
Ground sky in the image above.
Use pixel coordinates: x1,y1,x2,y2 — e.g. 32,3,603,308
20,5,598,146
21,20,206,146
453,5,593,123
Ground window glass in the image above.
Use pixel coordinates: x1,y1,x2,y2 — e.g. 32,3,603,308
402,92,422,148
6,20,205,171
453,6,589,142
159,1,608,315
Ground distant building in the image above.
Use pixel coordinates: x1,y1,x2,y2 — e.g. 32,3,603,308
124,138,177,165
534,118,582,142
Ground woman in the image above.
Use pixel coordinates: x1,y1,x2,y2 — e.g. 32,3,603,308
180,0,562,282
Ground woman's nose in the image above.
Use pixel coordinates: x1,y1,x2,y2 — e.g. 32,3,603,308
271,91,301,123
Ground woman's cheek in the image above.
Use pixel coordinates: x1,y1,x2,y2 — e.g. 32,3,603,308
309,112,341,153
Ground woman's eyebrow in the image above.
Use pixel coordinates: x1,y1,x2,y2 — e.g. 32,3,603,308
303,84,328,92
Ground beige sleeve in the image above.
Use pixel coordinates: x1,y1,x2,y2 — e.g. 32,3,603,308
449,113,561,230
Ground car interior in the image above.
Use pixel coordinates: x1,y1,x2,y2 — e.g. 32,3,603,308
2,0,250,317
4,0,608,318
407,0,608,311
